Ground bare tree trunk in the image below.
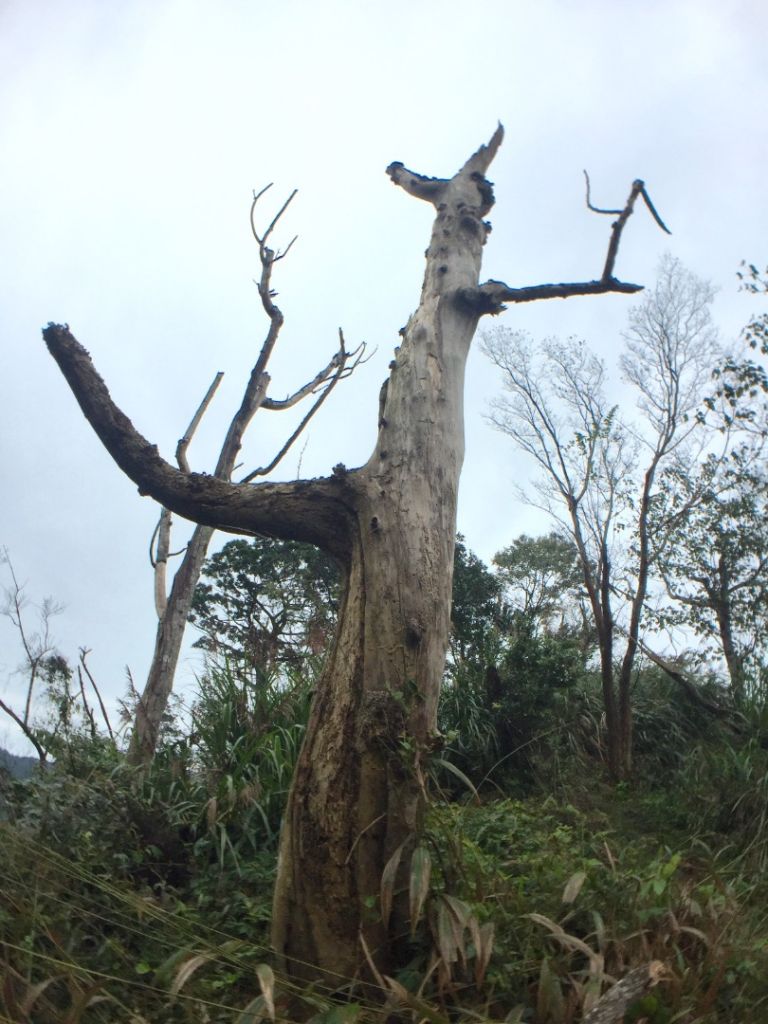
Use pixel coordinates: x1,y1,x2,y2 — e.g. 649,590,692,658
271,171,478,974
129,523,214,763
43,125,647,979
127,192,360,765
712,554,746,703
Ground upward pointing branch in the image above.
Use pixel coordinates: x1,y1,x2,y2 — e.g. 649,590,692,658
459,167,671,314
460,122,504,177
386,124,505,207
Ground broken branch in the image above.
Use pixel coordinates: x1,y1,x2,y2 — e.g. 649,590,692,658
0,698,47,764
241,331,367,482
462,172,670,314
176,371,224,473
42,324,354,556
79,647,114,739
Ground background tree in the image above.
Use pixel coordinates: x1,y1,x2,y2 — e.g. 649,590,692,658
42,127,657,980
494,531,585,635
449,535,504,668
0,554,113,764
190,537,340,672
650,267,768,701
441,534,591,789
653,446,768,701
129,186,364,766
484,256,721,779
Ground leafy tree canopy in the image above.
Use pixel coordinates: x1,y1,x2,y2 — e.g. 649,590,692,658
189,538,340,673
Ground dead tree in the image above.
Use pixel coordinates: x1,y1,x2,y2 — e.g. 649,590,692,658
128,188,364,765
43,125,651,980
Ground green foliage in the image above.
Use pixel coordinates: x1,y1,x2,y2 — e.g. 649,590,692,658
449,534,504,666
4,663,768,1021
5,495,768,1020
421,796,768,1022
652,444,768,700
441,535,594,792
190,536,340,672
0,658,317,1021
493,532,584,629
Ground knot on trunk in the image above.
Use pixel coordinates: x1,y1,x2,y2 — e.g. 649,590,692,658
404,619,423,647
359,691,407,750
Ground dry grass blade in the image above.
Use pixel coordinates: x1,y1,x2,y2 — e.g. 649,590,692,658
385,976,450,1024
380,841,405,929
474,921,494,987
170,952,212,997
528,913,596,961
358,930,388,992
236,994,266,1024
677,924,711,947
409,845,431,936
255,963,275,1020
561,870,587,905
206,796,218,829
435,895,473,967
536,957,565,1023
62,980,106,1023
19,975,62,1017
529,910,605,1005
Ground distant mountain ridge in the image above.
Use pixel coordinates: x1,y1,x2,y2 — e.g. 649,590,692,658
0,747,39,779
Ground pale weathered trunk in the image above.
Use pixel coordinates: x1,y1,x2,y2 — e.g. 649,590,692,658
128,523,214,764
271,139,495,981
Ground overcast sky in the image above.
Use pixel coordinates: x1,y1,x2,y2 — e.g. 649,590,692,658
1,0,766,753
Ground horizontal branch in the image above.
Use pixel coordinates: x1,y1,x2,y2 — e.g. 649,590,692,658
385,161,447,203
42,324,356,559
461,170,668,316
459,276,643,313
386,124,504,207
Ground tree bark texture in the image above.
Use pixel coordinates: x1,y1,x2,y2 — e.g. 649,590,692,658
271,130,506,982
43,124,647,982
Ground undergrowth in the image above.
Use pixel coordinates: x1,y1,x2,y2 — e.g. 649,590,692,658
2,664,768,1022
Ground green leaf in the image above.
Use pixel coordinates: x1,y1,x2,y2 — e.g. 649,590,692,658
432,758,480,802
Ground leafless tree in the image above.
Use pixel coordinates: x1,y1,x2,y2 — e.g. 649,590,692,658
485,256,721,778
0,552,112,762
43,126,657,980
128,187,366,765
